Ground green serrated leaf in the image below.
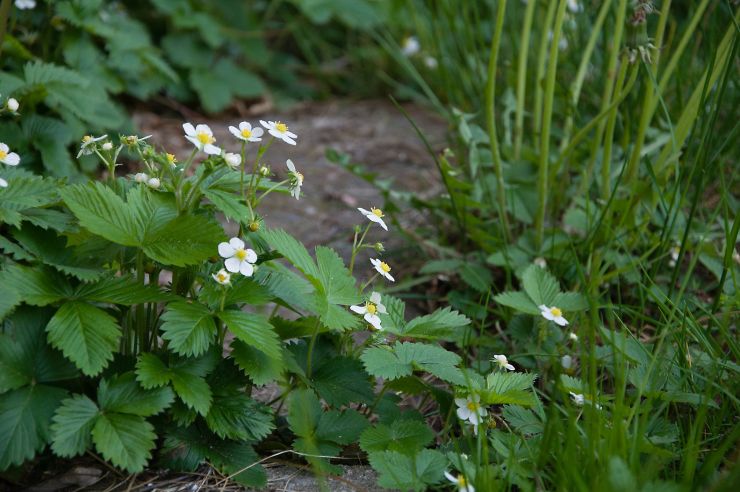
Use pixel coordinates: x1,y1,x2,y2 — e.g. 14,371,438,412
230,340,284,386
361,342,464,384
205,393,274,442
552,292,589,311
312,357,373,407
368,449,447,491
142,214,224,266
360,420,435,455
0,385,68,471
493,291,541,315
91,412,156,473
218,310,281,360
171,371,212,416
98,373,174,417
0,265,71,306
202,188,251,222
402,307,471,339
521,264,561,306
259,228,319,278
46,302,120,376
76,275,174,305
135,353,172,388
160,302,216,357
50,394,99,457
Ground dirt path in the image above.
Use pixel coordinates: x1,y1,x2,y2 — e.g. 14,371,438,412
134,99,447,259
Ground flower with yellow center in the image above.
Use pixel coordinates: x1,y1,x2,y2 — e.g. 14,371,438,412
454,394,487,434
260,119,297,145
229,121,264,143
218,237,258,276
358,207,388,231
350,292,386,330
370,258,394,282
166,153,177,166
0,143,20,166
538,304,569,326
223,152,242,169
212,268,231,286
444,471,475,492
76,134,107,158
183,123,221,155
286,159,303,200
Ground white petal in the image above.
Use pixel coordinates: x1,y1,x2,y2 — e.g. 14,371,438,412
228,126,242,138
370,258,380,267
244,248,258,263
4,152,20,166
383,272,395,282
251,127,264,137
365,314,382,330
350,305,367,314
204,144,221,155
185,135,202,148
369,292,382,304
286,159,295,172
183,123,195,136
541,310,556,321
454,398,468,408
0,178,7,188
376,303,387,314
554,316,569,326
444,471,457,484
259,120,271,129
218,242,236,258
538,304,549,312
195,124,212,135
505,363,515,371
239,121,251,131
224,257,241,273
229,237,245,250
456,407,471,420
282,135,297,145
358,207,371,217
0,143,8,153
239,261,254,277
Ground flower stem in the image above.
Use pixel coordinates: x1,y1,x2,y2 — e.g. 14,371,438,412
305,318,322,378
513,0,535,160
349,223,372,274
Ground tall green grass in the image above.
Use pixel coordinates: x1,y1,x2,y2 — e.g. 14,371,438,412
374,0,739,489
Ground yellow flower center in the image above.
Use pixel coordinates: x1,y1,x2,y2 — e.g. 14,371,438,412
241,128,252,138
197,132,215,145
82,135,93,143
275,122,288,133
166,153,177,164
466,401,479,412
379,262,391,273
235,249,248,261
217,273,228,282
0,150,6,160
294,172,304,183
366,303,377,314
550,307,562,317
457,476,467,487
371,207,384,217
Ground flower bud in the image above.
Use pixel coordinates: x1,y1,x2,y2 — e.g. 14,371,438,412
6,98,19,112
223,152,242,169
102,142,113,151
147,177,161,189
134,172,148,183
248,221,260,232
374,242,385,252
259,165,270,176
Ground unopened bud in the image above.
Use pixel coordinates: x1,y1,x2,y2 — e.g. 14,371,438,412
146,177,160,189
6,98,19,112
102,142,113,151
374,242,385,252
248,221,260,232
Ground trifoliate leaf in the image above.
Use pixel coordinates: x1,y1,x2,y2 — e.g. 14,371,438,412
91,412,156,473
359,420,434,455
218,310,281,360
402,307,471,339
483,372,538,406
0,385,68,471
98,373,174,417
50,394,99,457
502,406,543,435
521,264,560,306
160,302,217,357
46,301,120,376
493,291,541,315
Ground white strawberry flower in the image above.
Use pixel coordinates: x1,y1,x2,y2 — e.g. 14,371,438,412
260,120,297,145
223,152,242,169
350,292,386,330
134,172,149,183
76,134,107,158
0,177,7,188
539,304,569,326
568,332,579,342
183,123,221,155
569,392,585,406
358,207,388,231
370,258,394,282
218,237,258,277
668,244,680,267
455,394,487,432
0,143,20,166
492,354,515,371
401,36,420,56
146,177,160,189
228,121,264,142
6,98,19,112
444,471,475,492
286,159,303,199
567,0,582,13
212,268,231,286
